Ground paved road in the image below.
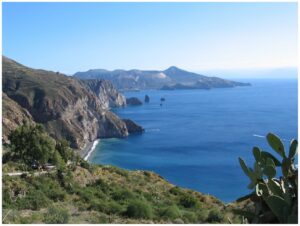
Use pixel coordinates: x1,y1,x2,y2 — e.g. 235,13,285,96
5,169,55,177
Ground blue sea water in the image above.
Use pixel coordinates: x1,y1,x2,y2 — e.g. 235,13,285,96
89,79,298,202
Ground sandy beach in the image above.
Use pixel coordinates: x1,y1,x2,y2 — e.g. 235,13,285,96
82,139,100,161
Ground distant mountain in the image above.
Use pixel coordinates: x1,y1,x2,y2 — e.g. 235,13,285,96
74,66,250,90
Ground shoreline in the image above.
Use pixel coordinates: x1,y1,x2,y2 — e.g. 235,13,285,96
82,139,100,161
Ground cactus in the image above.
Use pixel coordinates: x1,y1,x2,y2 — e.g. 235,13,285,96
236,133,298,223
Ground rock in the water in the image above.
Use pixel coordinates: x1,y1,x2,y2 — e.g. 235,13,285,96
123,119,145,134
126,97,143,106
145,95,150,103
160,97,166,101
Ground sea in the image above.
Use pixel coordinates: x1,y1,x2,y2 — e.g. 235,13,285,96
88,79,298,202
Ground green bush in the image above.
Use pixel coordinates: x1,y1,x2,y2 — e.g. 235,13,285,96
207,209,223,223
162,205,181,220
169,186,183,196
112,188,135,201
106,201,124,214
182,211,197,223
89,200,123,215
43,206,69,223
80,160,91,170
91,179,110,194
78,188,96,203
16,189,49,210
196,209,209,222
106,166,129,177
55,139,74,163
30,176,66,201
3,188,12,208
124,199,153,219
8,124,55,166
179,193,198,208
51,151,66,170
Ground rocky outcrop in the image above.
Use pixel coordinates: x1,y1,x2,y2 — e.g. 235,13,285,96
2,56,140,152
126,97,143,106
81,79,126,109
123,119,144,134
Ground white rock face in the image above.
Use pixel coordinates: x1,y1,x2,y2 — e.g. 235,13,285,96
82,79,126,109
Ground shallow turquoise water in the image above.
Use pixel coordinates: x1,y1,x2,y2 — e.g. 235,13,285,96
89,79,298,202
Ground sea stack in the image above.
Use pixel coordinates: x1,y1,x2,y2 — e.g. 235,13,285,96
123,119,145,134
126,97,143,106
145,95,150,103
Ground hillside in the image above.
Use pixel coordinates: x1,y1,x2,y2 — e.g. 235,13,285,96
2,158,244,224
2,56,142,152
74,66,250,90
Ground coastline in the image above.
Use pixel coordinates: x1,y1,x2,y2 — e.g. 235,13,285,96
82,139,100,161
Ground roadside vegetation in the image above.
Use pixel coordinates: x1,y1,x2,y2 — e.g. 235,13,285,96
3,124,240,223
4,124,297,223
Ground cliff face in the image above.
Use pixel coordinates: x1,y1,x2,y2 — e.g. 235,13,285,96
2,56,133,151
81,79,126,109
2,92,35,143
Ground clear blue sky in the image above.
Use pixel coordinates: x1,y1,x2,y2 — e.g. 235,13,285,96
3,2,298,76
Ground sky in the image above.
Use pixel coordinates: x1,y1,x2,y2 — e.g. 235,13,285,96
2,2,298,77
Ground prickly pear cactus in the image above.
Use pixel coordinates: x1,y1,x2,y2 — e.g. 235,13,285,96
237,133,298,223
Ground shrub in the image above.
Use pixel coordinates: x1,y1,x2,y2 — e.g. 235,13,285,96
51,151,65,169
106,201,124,214
80,160,90,170
182,211,197,223
16,189,49,210
124,200,153,219
207,209,223,223
179,193,197,208
30,176,66,201
79,188,96,203
169,186,182,196
92,179,110,193
89,200,123,215
196,209,209,222
143,171,151,178
3,188,12,208
55,139,74,163
108,166,129,177
112,188,135,201
47,187,66,202
162,205,181,220
43,206,69,223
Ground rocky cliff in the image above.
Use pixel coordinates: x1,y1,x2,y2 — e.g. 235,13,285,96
2,56,141,152
81,79,126,109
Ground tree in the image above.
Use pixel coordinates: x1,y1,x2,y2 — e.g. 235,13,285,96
237,133,298,223
8,124,55,166
55,139,74,163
